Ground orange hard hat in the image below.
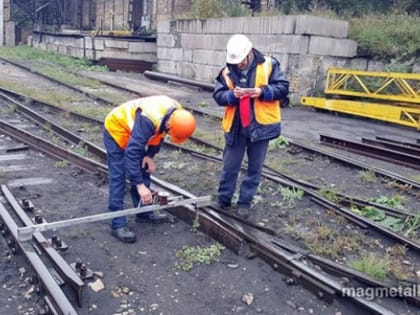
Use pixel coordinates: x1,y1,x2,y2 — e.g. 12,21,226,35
168,109,196,144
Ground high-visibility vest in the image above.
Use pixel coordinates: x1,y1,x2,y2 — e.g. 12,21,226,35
221,57,281,132
104,95,180,149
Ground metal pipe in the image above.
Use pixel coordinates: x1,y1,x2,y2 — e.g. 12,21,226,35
144,71,214,92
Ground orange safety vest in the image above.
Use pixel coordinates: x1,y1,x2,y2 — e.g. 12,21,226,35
104,95,181,149
221,57,281,132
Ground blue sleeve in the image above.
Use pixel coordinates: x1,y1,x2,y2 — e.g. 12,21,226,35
213,69,239,107
260,57,289,102
124,112,157,185
146,143,161,157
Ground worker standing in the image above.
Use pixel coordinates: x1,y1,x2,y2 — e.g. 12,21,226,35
213,34,289,218
103,95,196,243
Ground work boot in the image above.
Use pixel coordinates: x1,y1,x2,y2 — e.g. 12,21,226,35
214,202,231,211
237,207,250,219
135,211,170,224
111,226,136,243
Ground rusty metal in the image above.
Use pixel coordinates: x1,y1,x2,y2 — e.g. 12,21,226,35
0,119,109,177
0,203,78,315
376,136,420,149
207,209,395,314
0,91,107,161
320,134,420,170
362,137,420,157
144,70,215,92
96,58,153,73
1,185,85,307
0,57,112,106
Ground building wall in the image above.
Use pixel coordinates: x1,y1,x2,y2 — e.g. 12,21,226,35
95,0,130,31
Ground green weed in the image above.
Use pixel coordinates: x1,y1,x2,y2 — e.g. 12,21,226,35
175,243,224,271
357,170,377,183
349,253,389,280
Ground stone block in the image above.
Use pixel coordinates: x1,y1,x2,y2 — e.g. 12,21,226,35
157,34,177,48
128,42,157,53
191,49,225,66
252,35,308,55
157,47,183,61
104,39,128,49
308,36,357,57
157,20,171,33
295,15,348,38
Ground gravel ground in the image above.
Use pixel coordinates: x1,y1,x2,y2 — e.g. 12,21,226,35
0,60,419,315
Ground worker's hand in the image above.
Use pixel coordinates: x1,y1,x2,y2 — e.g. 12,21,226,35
233,87,247,99
233,87,262,99
142,156,155,173
137,184,153,205
248,87,262,99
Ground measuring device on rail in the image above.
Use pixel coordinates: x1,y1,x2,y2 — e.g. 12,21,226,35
16,193,211,242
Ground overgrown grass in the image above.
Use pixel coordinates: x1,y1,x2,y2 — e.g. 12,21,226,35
348,253,389,280
0,46,107,71
349,14,420,65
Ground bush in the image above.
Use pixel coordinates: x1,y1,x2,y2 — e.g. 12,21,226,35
349,14,420,63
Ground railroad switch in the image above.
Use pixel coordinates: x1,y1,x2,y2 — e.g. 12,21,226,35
19,198,35,212
49,268,65,286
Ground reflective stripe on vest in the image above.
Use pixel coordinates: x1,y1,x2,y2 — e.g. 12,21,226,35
104,95,180,149
221,57,281,132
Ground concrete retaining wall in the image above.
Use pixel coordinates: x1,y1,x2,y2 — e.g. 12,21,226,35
156,15,359,101
29,33,157,63
29,15,418,102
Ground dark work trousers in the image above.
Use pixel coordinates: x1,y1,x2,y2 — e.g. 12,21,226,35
218,127,269,208
103,128,150,229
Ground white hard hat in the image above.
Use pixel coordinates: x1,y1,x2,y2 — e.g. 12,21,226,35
226,34,253,64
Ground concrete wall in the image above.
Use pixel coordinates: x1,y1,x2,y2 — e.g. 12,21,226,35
27,14,420,103
156,15,359,102
29,34,157,63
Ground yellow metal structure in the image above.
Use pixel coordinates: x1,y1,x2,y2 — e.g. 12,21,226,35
301,68,420,130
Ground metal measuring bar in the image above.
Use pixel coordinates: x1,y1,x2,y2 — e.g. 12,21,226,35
17,195,211,242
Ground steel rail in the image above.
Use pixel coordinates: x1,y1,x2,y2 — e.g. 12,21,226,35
2,102,417,250
0,202,78,315
149,179,390,312
362,137,420,157
0,86,103,125
0,57,112,106
376,136,420,149
0,91,106,161
205,209,395,315
0,106,408,313
290,138,420,190
320,134,420,170
1,185,85,306
271,239,420,306
144,70,215,92
0,119,108,177
171,143,420,249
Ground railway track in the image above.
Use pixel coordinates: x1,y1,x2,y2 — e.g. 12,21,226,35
0,57,419,314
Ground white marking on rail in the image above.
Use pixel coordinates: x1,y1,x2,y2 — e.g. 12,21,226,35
7,177,54,187
0,154,27,161
0,165,36,172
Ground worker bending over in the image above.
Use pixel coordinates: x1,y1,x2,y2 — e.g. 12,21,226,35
103,95,196,243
